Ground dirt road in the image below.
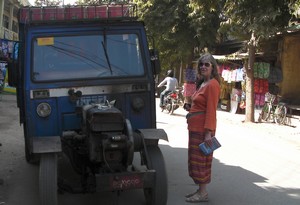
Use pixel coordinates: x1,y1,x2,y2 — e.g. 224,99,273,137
1,93,300,205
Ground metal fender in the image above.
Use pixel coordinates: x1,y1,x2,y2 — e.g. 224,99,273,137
32,136,62,153
136,128,168,145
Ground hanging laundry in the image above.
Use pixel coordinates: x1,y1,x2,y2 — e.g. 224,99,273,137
235,67,244,82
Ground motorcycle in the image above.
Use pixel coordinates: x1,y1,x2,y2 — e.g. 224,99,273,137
161,89,182,114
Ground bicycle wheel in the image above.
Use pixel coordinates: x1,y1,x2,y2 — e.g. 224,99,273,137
261,103,271,121
275,104,287,124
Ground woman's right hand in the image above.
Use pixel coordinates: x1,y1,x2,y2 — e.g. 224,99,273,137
183,103,191,111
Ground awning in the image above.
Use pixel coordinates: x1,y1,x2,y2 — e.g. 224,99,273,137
212,40,247,55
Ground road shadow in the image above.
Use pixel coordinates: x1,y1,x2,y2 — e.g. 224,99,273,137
2,94,300,205
2,144,300,205
161,144,300,205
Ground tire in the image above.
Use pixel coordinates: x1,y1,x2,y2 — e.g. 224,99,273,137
261,103,271,121
275,104,287,125
166,103,172,114
39,153,58,205
257,114,262,123
170,103,175,115
144,146,168,205
170,102,179,115
23,123,40,164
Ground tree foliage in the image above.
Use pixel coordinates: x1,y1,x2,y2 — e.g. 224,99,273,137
222,0,293,43
220,0,294,122
189,0,226,51
133,0,197,71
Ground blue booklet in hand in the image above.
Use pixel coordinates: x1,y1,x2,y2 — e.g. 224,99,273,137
199,137,221,156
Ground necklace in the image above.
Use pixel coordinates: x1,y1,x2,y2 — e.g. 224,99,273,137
200,79,211,88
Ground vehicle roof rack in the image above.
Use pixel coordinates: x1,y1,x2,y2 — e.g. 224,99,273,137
19,4,138,24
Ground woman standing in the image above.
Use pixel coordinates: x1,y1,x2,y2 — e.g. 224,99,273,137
184,53,220,202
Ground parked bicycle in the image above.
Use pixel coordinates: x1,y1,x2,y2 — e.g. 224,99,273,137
258,92,287,124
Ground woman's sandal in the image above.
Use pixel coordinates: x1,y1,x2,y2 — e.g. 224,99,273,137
185,189,199,198
185,192,209,203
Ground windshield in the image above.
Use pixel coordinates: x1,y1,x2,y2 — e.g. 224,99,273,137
32,33,144,81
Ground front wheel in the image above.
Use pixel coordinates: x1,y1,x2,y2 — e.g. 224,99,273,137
39,153,58,205
143,146,168,205
166,101,173,114
170,103,176,115
261,103,271,121
23,123,40,164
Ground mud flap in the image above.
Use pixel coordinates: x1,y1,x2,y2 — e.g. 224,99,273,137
136,129,168,146
32,136,62,153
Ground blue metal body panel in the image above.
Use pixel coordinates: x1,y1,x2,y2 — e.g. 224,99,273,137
17,21,157,139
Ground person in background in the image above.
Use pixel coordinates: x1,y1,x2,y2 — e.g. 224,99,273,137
183,64,197,104
184,53,220,203
157,69,178,108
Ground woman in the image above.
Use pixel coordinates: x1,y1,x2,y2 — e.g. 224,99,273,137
185,53,220,202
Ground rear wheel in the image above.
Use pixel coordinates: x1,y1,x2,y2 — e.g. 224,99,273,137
275,104,287,125
143,146,168,205
39,153,58,205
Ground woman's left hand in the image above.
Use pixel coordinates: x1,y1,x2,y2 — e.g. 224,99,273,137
204,131,212,141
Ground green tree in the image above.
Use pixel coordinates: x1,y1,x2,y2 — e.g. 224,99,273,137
221,0,294,122
189,0,226,53
134,0,197,79
135,0,227,80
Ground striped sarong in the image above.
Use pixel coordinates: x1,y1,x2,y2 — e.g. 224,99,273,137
188,131,213,184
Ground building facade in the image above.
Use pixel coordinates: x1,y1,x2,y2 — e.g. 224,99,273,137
0,0,30,41
280,32,300,104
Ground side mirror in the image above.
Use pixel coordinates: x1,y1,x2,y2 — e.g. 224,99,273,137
7,42,19,87
149,49,161,75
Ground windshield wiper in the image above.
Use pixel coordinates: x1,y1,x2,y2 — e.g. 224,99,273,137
48,44,106,70
101,41,113,75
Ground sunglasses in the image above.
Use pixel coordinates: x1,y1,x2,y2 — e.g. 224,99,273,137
199,62,212,68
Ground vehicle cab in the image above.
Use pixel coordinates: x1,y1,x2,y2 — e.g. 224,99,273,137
8,4,167,205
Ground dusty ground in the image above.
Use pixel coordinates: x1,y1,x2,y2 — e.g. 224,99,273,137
0,93,24,204
0,93,299,204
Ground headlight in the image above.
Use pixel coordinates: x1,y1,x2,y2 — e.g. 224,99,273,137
36,102,51,117
131,97,145,112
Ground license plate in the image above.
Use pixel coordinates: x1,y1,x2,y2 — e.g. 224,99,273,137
111,174,144,190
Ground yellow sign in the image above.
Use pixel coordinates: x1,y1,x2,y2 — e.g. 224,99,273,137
37,37,54,46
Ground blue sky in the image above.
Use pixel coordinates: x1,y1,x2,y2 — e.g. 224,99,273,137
28,0,76,6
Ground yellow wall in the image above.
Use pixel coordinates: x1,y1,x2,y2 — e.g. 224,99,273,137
280,35,300,103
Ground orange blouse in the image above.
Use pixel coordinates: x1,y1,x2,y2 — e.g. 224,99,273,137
187,78,220,132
